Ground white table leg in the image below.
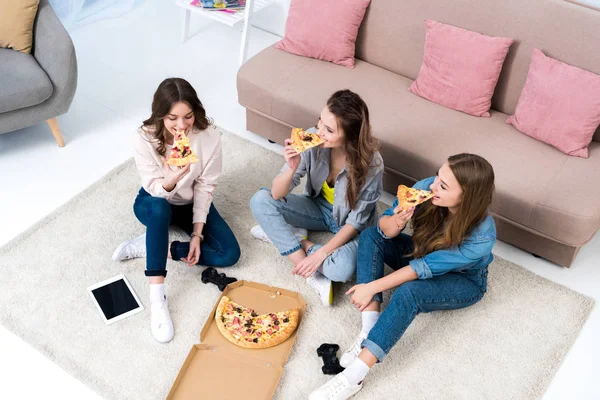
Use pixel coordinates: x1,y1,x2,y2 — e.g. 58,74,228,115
239,0,255,64
181,9,191,43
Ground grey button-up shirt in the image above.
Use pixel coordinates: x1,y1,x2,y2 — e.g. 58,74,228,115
280,139,384,232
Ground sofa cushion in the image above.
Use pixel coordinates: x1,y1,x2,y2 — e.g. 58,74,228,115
353,0,600,136
274,0,371,68
0,48,53,114
238,45,600,246
506,49,600,159
408,20,513,117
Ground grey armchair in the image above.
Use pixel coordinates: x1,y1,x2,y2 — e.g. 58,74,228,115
0,0,77,147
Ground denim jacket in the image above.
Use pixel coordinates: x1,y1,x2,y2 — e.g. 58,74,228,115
379,177,496,279
280,128,384,232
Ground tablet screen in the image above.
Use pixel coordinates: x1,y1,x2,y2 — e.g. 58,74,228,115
91,278,141,320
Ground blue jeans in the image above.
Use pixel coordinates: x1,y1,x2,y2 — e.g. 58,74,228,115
356,226,488,361
249,188,358,282
133,188,240,277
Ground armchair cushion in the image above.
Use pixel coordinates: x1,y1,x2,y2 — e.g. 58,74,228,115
0,0,40,54
0,48,53,113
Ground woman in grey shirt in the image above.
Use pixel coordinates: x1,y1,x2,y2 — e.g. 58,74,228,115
250,90,384,306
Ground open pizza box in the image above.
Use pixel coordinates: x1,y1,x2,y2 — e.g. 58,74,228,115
167,280,307,400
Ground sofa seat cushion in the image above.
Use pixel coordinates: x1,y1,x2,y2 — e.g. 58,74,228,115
0,48,53,113
238,45,600,246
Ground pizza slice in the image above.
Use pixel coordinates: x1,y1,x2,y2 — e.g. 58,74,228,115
215,296,300,349
167,129,199,166
397,184,434,211
290,127,325,153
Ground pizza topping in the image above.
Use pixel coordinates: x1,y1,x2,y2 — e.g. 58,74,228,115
283,318,289,323
167,130,199,166
253,338,258,343
302,135,313,141
274,320,280,326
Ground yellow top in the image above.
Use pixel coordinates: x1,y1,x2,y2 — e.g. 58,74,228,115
321,180,335,205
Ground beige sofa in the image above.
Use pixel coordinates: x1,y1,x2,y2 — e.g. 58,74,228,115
237,0,600,267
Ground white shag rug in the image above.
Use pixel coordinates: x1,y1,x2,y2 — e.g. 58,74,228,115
0,129,594,400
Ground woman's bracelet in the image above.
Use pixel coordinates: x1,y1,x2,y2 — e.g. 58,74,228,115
191,232,204,242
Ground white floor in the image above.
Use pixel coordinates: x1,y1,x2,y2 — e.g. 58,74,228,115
0,1,598,399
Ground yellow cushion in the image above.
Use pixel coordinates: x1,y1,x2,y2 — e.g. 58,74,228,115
321,181,335,205
0,0,40,54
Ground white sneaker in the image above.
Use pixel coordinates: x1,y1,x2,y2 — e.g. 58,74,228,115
340,331,369,368
251,225,271,243
250,225,308,244
150,299,174,343
308,373,363,400
307,271,333,306
112,233,146,261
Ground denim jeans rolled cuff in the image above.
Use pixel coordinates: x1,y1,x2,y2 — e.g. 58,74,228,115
306,244,318,255
372,292,384,303
281,243,302,256
361,338,387,362
170,241,183,261
145,269,168,278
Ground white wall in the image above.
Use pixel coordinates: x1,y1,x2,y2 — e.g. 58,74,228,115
251,0,290,37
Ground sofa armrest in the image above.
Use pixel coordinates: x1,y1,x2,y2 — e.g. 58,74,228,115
32,0,78,114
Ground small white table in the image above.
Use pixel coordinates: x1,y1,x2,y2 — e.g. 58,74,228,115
175,0,274,64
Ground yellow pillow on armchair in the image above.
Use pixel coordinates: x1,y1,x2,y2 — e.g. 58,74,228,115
0,0,40,54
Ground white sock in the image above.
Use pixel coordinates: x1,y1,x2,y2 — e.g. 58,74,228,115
342,358,370,385
361,311,380,335
149,283,166,304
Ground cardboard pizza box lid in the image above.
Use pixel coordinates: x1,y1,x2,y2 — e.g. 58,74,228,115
167,280,306,400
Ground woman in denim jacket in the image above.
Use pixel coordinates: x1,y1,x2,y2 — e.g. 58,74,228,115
309,153,496,400
250,90,384,306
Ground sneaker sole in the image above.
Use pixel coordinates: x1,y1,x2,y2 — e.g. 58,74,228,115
111,242,129,261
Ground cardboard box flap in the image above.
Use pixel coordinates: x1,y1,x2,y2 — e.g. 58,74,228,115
167,344,283,400
200,280,306,369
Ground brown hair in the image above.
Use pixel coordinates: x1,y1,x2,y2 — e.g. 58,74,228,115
411,153,495,258
326,90,378,209
142,77,211,156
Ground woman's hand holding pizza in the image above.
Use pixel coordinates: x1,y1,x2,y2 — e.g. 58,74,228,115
161,157,191,192
392,206,415,231
283,138,301,171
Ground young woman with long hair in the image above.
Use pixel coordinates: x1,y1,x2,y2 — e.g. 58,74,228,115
112,78,240,343
309,153,496,399
249,89,384,305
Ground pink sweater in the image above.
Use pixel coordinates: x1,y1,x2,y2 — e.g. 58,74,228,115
132,125,222,224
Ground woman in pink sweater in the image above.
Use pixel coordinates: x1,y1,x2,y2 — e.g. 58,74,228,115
112,78,240,343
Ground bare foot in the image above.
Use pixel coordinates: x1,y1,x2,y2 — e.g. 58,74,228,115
167,242,172,259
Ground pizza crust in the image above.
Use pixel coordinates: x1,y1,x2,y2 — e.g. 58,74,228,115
215,296,300,349
290,128,324,153
167,154,199,166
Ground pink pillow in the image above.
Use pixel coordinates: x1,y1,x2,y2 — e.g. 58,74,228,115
274,0,371,69
408,20,513,117
506,49,600,158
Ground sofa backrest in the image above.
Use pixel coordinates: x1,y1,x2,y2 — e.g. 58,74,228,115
355,0,600,141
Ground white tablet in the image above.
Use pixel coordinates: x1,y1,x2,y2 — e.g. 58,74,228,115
87,274,144,325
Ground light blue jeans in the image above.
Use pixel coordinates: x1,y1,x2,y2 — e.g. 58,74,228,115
249,188,358,282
